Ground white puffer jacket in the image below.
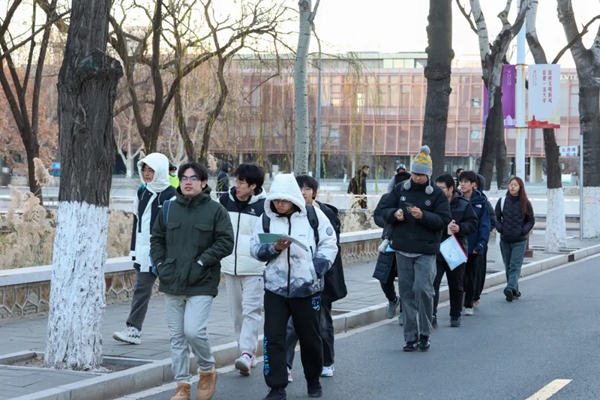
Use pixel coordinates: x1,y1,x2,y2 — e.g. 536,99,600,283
220,188,268,276
250,174,338,298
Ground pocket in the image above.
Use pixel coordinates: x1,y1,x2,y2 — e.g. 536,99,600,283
166,222,181,245
193,223,213,252
158,257,177,285
187,261,211,286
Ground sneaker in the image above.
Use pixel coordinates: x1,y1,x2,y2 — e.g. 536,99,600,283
474,299,480,309
321,364,334,377
251,353,258,367
234,353,252,376
432,315,438,329
450,317,461,327
398,313,404,326
403,341,418,352
112,326,141,345
418,335,430,351
307,379,323,398
287,367,293,382
263,388,287,400
386,296,399,319
464,307,474,316
504,288,514,302
170,382,191,400
197,368,217,400
514,292,521,300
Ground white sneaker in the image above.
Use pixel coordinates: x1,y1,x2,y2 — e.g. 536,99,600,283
287,367,293,382
464,308,474,316
113,326,141,345
235,353,252,376
251,353,258,368
321,364,334,377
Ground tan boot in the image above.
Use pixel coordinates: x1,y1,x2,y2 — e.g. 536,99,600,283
170,382,191,400
197,368,217,400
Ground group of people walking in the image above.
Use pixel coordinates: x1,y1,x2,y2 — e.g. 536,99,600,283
112,153,346,400
374,146,535,350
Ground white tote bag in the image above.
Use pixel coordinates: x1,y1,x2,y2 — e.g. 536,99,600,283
440,235,468,270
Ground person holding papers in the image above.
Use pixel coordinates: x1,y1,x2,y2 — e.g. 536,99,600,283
250,173,338,400
432,174,479,328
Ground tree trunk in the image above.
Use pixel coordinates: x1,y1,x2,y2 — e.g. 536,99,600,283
422,0,453,180
478,87,503,190
579,84,600,238
22,132,42,200
45,0,123,370
293,0,312,175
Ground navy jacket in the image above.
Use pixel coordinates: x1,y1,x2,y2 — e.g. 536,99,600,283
438,191,479,262
466,189,491,254
495,194,535,243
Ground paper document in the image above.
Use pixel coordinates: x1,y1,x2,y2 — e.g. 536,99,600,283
439,235,468,270
258,233,309,251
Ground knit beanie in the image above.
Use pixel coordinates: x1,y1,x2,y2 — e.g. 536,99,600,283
404,145,434,195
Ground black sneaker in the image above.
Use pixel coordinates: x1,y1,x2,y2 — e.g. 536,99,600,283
264,388,286,400
504,288,513,302
450,317,461,327
307,379,322,398
403,341,418,352
432,315,438,329
418,335,430,351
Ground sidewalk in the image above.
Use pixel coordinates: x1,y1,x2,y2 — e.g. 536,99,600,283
0,229,598,399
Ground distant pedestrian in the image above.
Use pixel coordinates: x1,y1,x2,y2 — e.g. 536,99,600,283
432,174,478,328
459,171,491,316
113,153,176,345
347,165,370,209
495,177,535,302
169,164,180,188
219,164,267,376
387,164,408,192
455,168,464,187
380,145,452,352
150,162,234,400
217,161,233,193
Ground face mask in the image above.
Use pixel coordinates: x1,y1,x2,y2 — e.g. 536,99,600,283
170,172,176,176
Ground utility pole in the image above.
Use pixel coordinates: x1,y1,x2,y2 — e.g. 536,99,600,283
515,0,527,180
316,58,322,179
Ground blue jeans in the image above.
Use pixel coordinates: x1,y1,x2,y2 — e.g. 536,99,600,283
499,240,527,295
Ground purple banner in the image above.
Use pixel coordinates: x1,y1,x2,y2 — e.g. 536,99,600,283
483,64,516,128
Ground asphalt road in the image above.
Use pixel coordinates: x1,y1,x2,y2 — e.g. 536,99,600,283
123,254,600,400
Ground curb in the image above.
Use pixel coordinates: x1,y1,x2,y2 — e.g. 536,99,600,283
10,243,600,400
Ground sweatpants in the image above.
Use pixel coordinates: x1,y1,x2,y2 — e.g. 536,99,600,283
474,248,488,302
286,299,334,369
223,274,263,356
126,270,156,331
263,290,322,389
396,253,436,342
165,294,215,383
433,260,465,319
464,253,482,308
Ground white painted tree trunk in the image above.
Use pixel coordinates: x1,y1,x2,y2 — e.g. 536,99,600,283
293,0,312,175
582,187,600,238
45,202,108,370
545,188,567,252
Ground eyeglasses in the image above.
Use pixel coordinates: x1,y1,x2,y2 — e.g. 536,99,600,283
234,179,247,186
180,175,199,182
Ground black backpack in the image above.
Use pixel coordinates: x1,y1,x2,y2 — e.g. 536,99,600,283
262,204,320,245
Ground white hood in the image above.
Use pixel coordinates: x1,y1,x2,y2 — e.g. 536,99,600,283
264,174,306,218
137,153,171,193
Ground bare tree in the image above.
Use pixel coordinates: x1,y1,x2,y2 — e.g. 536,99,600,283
422,0,454,179
45,0,123,370
557,0,600,238
457,0,528,190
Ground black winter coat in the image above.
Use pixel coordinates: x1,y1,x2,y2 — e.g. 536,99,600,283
495,194,535,243
380,180,452,255
437,191,479,262
374,193,394,239
317,201,347,303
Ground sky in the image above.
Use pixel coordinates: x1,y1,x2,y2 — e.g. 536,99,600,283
310,0,600,68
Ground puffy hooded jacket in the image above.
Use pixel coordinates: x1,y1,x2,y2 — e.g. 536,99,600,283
466,189,491,254
216,162,232,192
220,187,268,275
130,153,176,272
250,174,338,298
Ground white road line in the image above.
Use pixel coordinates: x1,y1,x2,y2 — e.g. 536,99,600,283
526,379,572,400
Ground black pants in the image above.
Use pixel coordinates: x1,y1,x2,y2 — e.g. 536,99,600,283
474,248,488,301
286,299,334,368
464,253,482,308
380,272,403,311
433,260,465,319
264,290,322,389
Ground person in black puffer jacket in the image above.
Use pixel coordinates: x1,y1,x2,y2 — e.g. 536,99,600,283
432,174,479,328
495,176,535,302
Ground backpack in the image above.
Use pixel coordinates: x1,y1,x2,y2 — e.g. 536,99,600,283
149,200,172,276
262,204,320,246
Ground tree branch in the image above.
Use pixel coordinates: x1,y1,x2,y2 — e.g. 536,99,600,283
455,0,478,35
557,0,589,63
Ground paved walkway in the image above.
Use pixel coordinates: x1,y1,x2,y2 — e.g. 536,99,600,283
0,229,597,399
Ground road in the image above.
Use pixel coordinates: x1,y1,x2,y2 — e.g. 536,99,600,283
121,254,600,400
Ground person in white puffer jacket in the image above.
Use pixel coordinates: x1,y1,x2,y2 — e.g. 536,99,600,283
250,173,338,400
218,164,268,377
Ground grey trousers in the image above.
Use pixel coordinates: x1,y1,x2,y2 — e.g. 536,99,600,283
126,269,156,331
396,253,436,342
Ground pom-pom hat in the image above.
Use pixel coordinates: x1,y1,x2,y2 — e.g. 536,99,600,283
404,145,434,195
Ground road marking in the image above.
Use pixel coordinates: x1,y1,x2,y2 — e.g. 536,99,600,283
526,379,572,400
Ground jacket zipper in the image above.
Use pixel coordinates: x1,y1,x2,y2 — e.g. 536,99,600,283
234,210,241,275
286,217,292,297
